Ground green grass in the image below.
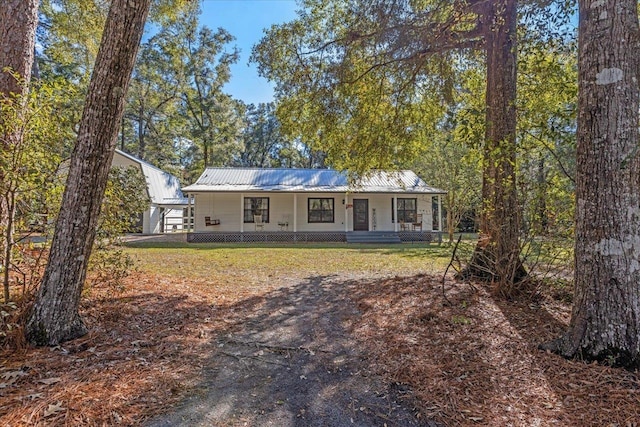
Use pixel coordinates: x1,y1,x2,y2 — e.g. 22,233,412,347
123,242,455,284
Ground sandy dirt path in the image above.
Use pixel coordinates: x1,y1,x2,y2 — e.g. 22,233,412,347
146,274,439,427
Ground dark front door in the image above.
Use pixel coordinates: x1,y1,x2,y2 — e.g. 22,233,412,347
353,199,369,231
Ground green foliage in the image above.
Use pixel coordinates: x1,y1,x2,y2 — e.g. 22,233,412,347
97,166,149,243
236,102,322,168
84,166,147,295
0,80,67,202
38,0,194,85
253,0,577,245
123,33,186,171
451,314,472,325
118,3,245,180
86,246,136,295
251,0,486,176
516,38,577,238
38,0,203,180
38,0,108,86
411,62,484,241
0,77,68,303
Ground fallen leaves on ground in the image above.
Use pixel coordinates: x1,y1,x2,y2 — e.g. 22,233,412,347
0,271,270,426
347,274,640,426
1,269,639,426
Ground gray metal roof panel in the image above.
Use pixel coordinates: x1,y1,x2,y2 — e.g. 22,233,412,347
183,168,445,194
115,149,186,205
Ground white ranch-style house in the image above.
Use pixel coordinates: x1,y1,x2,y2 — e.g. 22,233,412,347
112,150,188,234
183,168,445,243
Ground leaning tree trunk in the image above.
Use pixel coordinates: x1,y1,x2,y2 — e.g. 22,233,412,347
461,0,526,294
541,0,640,367
0,0,39,303
26,0,151,346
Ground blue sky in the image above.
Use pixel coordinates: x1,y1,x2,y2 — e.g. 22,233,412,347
199,0,298,106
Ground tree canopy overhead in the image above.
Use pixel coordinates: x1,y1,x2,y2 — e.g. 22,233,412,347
254,0,576,289
253,0,574,175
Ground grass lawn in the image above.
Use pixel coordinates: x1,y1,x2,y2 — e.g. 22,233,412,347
124,242,457,286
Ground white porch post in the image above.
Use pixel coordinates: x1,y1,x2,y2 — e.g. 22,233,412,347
187,193,193,231
182,193,191,231
393,196,398,232
240,193,244,233
293,193,298,232
344,193,349,232
438,195,443,232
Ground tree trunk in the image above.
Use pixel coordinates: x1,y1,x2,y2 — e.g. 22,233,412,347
535,156,548,234
540,0,640,368
26,0,151,346
460,0,526,293
138,103,146,159
0,0,38,99
447,193,455,244
2,190,16,303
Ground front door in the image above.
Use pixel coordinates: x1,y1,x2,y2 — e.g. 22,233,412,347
353,199,369,231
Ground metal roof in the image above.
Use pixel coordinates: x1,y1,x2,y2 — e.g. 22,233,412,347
183,168,445,194
115,150,188,206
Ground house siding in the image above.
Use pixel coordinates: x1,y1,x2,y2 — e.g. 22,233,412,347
191,192,439,233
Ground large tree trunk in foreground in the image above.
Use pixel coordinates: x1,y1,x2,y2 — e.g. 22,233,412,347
0,0,38,98
26,0,151,346
461,0,526,293
541,0,640,367
0,0,39,303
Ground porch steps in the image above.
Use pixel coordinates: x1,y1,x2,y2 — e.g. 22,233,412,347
346,231,402,244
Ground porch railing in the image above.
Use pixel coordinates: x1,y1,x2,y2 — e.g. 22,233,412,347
187,231,442,244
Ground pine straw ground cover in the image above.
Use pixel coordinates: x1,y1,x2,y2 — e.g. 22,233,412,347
0,243,639,426
349,275,640,425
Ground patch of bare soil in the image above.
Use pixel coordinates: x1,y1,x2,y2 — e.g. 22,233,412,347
146,274,433,427
1,270,639,426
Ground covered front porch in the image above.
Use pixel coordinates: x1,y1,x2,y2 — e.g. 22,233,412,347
185,191,444,235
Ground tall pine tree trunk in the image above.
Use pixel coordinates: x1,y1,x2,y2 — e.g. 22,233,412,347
461,0,526,293
0,0,39,303
541,0,640,367
26,0,151,346
0,0,38,99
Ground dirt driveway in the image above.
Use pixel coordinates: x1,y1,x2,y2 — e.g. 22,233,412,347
146,274,439,427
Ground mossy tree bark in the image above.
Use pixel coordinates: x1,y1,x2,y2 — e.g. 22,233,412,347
541,0,640,367
26,0,151,346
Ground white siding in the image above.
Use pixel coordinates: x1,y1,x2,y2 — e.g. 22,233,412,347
295,194,347,232
194,193,240,232
191,192,439,232
164,208,185,232
145,206,162,234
